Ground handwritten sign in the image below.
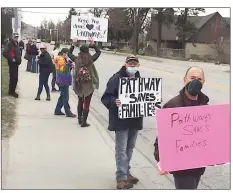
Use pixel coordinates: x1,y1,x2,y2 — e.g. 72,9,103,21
70,15,108,42
118,77,162,119
156,104,230,172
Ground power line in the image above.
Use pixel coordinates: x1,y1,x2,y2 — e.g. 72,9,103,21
20,10,90,15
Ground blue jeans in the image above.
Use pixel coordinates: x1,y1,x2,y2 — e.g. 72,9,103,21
31,55,37,73
173,175,201,189
115,129,138,180
37,71,50,95
55,85,71,115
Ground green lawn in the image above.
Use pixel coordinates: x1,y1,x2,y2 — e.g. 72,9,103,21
1,57,16,139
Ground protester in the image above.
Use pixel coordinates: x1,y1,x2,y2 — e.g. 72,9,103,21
50,42,61,92
29,40,39,73
19,39,25,56
3,32,22,98
154,66,208,189
101,55,142,189
25,40,32,71
35,44,53,101
54,48,76,117
68,39,101,127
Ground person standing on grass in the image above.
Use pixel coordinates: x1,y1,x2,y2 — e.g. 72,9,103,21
68,38,101,127
50,42,61,92
3,32,21,98
54,48,76,117
154,66,208,189
35,44,53,101
101,55,142,189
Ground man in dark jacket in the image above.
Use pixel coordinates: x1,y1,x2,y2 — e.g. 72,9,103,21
35,44,53,101
3,33,22,98
101,55,143,189
154,66,209,189
19,39,25,56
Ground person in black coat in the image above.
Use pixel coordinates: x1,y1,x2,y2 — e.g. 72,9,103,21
35,44,53,101
101,55,142,189
154,66,208,189
3,33,22,98
29,41,39,73
19,40,24,56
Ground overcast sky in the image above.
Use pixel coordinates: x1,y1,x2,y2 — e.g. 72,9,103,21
21,8,230,27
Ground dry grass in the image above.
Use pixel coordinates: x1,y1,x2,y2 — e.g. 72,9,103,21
1,57,16,139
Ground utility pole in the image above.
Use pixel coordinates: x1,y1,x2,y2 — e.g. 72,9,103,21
134,8,138,54
14,8,18,34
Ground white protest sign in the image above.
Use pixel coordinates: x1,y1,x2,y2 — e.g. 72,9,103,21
118,77,162,119
70,15,108,42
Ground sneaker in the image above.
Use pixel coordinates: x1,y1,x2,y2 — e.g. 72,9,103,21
116,180,133,189
128,174,139,184
54,111,65,115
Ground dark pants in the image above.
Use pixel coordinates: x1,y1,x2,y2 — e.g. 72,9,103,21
55,85,71,115
20,49,23,57
31,55,37,73
51,65,56,89
173,175,201,189
26,55,32,71
8,63,19,94
78,93,93,111
37,71,50,95
115,129,138,180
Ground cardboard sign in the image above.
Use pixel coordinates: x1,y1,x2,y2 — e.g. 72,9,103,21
70,15,108,42
118,77,162,119
156,104,230,172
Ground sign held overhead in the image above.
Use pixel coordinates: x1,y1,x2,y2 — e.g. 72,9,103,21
70,15,108,42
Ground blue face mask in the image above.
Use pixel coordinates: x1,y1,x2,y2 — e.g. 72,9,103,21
126,67,138,75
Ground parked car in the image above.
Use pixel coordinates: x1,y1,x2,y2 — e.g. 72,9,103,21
50,41,55,45
36,39,41,43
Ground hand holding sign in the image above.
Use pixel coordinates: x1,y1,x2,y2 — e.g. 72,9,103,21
115,99,121,107
89,37,94,45
157,162,169,175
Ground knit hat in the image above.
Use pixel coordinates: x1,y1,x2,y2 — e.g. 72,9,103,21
80,44,89,53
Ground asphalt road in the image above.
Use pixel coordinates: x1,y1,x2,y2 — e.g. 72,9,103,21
46,44,230,189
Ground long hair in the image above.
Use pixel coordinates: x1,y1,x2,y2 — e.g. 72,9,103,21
77,52,93,66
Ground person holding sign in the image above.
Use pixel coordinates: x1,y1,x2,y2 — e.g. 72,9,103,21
154,66,209,189
68,38,101,127
101,55,142,189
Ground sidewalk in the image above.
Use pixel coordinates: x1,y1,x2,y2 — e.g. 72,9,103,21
2,59,133,189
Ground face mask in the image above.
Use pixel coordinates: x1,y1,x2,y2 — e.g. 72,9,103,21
185,79,203,96
126,67,139,75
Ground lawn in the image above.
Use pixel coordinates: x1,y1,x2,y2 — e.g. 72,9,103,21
1,57,16,139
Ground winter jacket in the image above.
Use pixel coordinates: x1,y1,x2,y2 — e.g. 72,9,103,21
54,56,72,86
29,44,39,55
154,87,209,177
68,44,101,97
37,51,53,73
3,39,22,65
101,66,143,131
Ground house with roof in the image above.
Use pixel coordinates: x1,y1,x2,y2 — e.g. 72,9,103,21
147,12,230,61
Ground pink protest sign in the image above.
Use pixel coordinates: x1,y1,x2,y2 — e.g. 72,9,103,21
156,104,230,172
